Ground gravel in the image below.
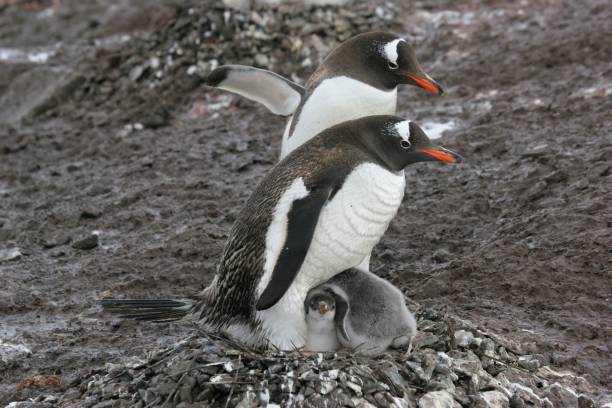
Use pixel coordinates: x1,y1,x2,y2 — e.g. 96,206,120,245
24,307,598,408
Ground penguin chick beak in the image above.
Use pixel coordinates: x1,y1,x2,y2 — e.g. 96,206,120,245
407,74,444,95
318,304,331,314
418,147,462,164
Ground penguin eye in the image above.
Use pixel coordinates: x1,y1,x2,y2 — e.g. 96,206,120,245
388,61,399,70
400,140,411,149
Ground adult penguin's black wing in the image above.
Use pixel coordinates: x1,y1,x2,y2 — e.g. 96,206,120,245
206,65,306,116
255,185,331,310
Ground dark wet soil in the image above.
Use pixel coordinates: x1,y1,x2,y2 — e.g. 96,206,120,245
1,0,610,404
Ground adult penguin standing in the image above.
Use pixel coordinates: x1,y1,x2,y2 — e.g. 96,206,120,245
103,117,460,350
206,31,443,159
207,31,444,271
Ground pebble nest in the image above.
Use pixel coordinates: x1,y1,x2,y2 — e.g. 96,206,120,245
13,307,598,408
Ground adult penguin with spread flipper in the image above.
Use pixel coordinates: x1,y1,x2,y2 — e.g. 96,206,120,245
305,268,417,356
206,32,444,159
102,117,460,350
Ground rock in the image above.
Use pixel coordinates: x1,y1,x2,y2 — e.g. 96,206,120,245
319,379,338,395
72,234,99,250
451,351,482,377
80,209,101,219
577,395,595,408
0,247,22,262
453,330,474,348
543,383,578,407
498,347,516,363
129,65,146,82
41,234,71,249
91,400,117,408
224,0,251,9
517,355,540,371
508,395,525,408
479,390,510,408
0,340,32,365
178,375,197,402
305,0,352,5
478,339,496,358
414,334,443,350
432,248,453,263
346,380,363,397
418,390,461,408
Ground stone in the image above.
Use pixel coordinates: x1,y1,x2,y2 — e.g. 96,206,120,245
543,383,578,407
91,401,117,408
479,390,510,408
319,379,338,395
72,234,99,250
0,340,32,365
432,248,453,263
418,390,461,408
479,339,496,357
451,351,483,377
577,395,595,408
518,355,540,371
0,247,22,262
414,334,442,350
41,234,71,249
454,330,474,348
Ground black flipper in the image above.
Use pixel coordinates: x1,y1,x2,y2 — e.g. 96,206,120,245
101,298,192,322
206,65,306,116
256,186,331,310
331,290,351,343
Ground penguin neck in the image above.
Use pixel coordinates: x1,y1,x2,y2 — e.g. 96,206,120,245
282,77,397,159
354,134,402,173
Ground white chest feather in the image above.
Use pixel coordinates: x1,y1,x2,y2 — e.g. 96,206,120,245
303,163,405,282
255,164,405,349
280,76,397,158
305,316,339,352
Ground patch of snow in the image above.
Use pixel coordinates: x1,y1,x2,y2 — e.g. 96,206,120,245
0,340,32,363
0,248,22,262
94,34,132,48
421,120,456,140
0,44,60,64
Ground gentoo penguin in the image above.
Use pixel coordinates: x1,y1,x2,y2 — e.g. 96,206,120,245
206,32,444,159
102,116,460,350
304,291,340,352
305,268,417,356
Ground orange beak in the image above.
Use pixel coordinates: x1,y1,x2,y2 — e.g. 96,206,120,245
407,74,444,95
318,304,330,314
418,148,461,163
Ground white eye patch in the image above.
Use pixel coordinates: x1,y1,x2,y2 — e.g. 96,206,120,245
394,120,411,142
382,38,405,65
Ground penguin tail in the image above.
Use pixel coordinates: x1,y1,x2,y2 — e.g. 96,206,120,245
101,298,194,322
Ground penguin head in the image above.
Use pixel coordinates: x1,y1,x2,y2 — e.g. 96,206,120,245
358,116,462,172
329,32,443,94
305,292,336,321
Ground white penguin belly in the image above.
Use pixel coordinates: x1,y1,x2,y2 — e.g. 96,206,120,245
256,164,405,350
280,76,397,158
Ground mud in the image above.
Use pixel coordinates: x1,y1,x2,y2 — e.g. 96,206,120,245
0,0,610,405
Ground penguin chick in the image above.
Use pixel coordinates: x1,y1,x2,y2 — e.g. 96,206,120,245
304,292,340,353
308,268,417,357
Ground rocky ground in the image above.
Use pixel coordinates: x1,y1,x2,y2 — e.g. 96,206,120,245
0,0,610,406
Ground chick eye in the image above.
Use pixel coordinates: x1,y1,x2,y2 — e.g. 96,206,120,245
388,61,399,70
400,140,411,149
